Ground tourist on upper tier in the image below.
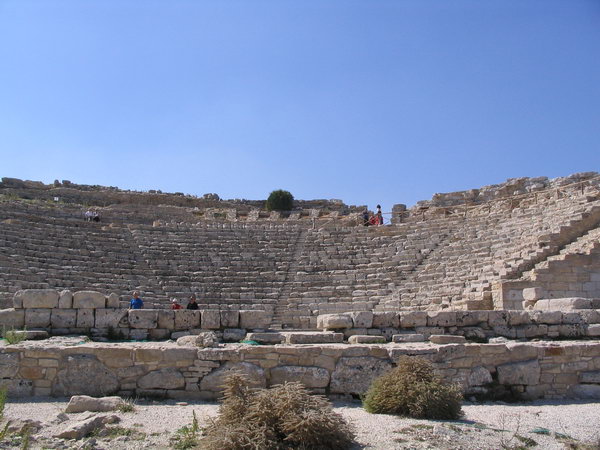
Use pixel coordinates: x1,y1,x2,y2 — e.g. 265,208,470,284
187,294,199,310
362,208,370,226
84,210,93,221
129,291,144,309
369,214,378,226
92,211,100,222
376,204,383,226
171,298,182,310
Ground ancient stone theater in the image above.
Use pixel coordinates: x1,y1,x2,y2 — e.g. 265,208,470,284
1,173,599,401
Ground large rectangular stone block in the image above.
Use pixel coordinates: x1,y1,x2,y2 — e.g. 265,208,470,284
174,310,200,330
220,310,239,328
73,291,106,309
239,310,270,329
129,310,158,329
427,311,457,327
58,290,73,309
51,309,77,328
76,309,95,328
399,311,427,328
372,312,400,328
18,290,59,309
0,308,25,329
25,309,51,328
95,309,128,328
201,310,221,329
157,310,175,330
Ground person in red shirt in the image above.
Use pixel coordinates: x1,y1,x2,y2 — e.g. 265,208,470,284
171,298,183,310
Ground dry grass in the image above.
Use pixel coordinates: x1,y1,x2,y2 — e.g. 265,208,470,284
200,374,355,450
363,356,463,420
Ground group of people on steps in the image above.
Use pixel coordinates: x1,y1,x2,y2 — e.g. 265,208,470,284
128,291,199,310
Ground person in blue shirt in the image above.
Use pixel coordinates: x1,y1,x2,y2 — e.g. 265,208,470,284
129,291,144,309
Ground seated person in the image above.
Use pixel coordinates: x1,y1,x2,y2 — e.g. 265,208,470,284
129,291,144,309
187,294,199,310
171,298,183,310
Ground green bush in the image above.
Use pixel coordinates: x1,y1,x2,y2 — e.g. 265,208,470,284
200,374,355,450
266,190,294,211
363,356,463,420
1,327,26,345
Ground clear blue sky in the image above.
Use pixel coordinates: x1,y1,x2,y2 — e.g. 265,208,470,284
1,0,599,211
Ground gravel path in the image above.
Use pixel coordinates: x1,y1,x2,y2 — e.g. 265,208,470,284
2,398,599,449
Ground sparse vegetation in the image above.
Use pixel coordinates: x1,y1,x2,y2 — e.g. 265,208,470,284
117,397,136,413
363,356,463,420
199,374,355,450
170,411,200,450
1,327,27,345
266,189,294,211
0,387,6,422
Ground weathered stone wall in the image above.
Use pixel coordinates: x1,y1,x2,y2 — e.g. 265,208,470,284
316,310,600,340
1,338,599,400
1,289,270,341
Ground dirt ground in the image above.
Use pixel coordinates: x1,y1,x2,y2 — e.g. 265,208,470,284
1,398,599,449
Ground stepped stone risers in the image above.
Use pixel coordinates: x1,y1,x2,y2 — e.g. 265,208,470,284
283,332,344,344
245,332,285,344
3,339,600,400
534,298,596,311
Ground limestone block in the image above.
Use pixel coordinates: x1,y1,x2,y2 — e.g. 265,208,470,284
106,293,120,309
65,395,125,413
0,353,19,378
562,312,584,324
348,335,386,344
95,309,128,329
220,310,239,328
200,362,266,392
128,310,158,329
138,368,185,390
456,311,488,327
522,287,544,302
12,291,23,309
245,332,285,344
239,310,270,329
19,289,59,309
130,329,148,340
559,324,586,338
25,309,51,328
580,371,600,383
51,309,77,328
201,310,221,330
174,310,200,330
497,360,540,386
415,326,445,338
1,379,33,398
530,311,562,324
270,366,330,388
534,298,592,311
157,310,175,330
429,335,466,344
77,309,94,328
399,311,427,328
284,332,344,344
316,314,353,330
578,310,600,323
372,312,400,328
58,290,73,309
55,414,119,439
73,291,106,309
391,333,425,343
508,311,532,326
488,311,509,327
427,311,457,327
53,355,119,397
0,308,25,329
587,324,600,336
11,330,48,340
149,328,171,340
468,366,492,386
223,328,246,342
351,311,373,328
570,384,600,399
330,357,392,395
177,332,218,348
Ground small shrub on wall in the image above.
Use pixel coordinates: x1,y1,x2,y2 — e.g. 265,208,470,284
363,356,463,420
266,189,294,211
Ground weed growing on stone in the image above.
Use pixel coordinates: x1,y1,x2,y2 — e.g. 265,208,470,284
1,327,27,345
116,398,136,413
200,374,355,450
363,356,463,420
0,387,6,422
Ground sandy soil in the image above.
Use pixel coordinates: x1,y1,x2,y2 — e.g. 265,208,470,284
1,398,599,449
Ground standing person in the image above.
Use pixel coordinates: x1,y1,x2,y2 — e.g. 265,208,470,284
362,208,370,226
129,291,144,309
376,204,383,226
187,294,199,310
171,298,183,310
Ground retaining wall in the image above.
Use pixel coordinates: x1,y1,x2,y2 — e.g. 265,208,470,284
1,339,600,401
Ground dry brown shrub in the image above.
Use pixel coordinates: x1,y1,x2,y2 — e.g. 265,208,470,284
363,356,463,420
200,374,355,450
